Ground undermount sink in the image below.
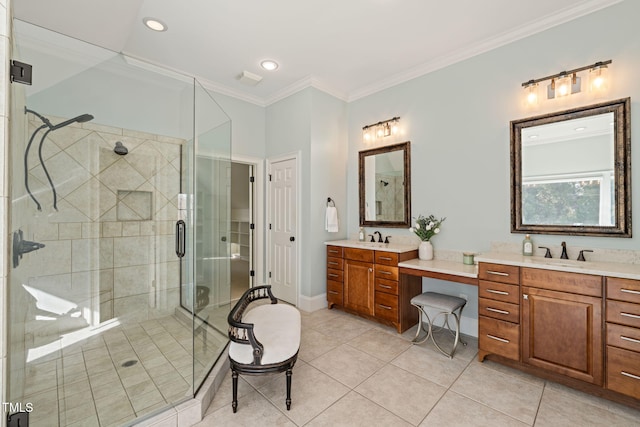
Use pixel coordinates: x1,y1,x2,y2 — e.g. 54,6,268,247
352,241,389,248
537,259,586,268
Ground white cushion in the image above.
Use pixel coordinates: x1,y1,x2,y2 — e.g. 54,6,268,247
229,304,301,365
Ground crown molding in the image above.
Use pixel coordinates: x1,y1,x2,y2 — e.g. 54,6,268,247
262,76,348,106
347,0,623,102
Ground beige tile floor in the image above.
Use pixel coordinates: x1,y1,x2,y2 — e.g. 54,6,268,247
197,308,640,427
21,314,227,427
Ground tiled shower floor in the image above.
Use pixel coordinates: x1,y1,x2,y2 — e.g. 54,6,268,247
21,314,227,427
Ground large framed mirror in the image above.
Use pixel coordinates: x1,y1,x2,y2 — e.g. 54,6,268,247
359,141,411,228
511,98,631,237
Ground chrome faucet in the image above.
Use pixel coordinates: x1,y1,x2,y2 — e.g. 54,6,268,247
560,241,569,259
373,231,383,243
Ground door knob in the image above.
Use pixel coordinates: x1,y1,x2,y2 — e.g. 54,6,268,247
221,236,227,242
290,236,295,242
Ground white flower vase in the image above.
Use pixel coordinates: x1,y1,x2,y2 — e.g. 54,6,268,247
418,241,433,260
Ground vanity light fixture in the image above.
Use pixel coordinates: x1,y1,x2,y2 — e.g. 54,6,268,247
143,17,168,32
362,117,400,142
522,60,611,106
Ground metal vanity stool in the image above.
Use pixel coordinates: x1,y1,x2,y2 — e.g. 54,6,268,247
410,292,467,358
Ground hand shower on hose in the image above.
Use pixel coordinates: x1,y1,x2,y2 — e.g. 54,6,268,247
24,108,94,211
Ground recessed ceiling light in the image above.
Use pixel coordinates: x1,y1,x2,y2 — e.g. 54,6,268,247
574,126,586,131
529,135,538,139
143,17,167,32
260,60,279,71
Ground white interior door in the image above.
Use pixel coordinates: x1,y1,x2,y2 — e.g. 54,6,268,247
269,157,298,304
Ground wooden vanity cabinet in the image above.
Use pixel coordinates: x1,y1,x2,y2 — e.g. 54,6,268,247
326,245,419,332
344,248,375,316
478,263,521,362
521,268,603,385
606,277,640,399
326,246,344,308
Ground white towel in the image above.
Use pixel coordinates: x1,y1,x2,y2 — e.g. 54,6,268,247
325,206,339,232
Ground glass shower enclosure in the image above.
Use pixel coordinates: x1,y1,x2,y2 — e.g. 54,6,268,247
7,21,231,426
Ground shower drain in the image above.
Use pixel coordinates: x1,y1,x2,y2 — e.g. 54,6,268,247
121,360,138,368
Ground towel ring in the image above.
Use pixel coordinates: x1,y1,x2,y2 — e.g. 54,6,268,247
327,197,335,207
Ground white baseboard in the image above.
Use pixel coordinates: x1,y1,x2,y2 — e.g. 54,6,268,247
298,293,328,313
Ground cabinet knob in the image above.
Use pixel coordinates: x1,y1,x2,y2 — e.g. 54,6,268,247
523,294,528,300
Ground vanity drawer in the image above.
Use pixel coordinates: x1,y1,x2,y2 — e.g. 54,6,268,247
607,300,640,329
375,251,398,266
375,265,398,281
327,268,343,283
374,291,398,322
375,278,398,295
521,268,602,297
478,263,520,285
607,346,640,400
327,257,343,270
479,280,519,305
479,297,520,324
607,323,640,353
607,277,640,304
344,248,374,263
327,280,343,306
327,245,343,258
479,316,520,361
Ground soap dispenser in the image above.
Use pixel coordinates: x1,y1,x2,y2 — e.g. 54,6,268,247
358,227,365,242
522,234,533,256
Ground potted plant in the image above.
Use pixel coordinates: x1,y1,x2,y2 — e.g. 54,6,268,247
411,214,445,260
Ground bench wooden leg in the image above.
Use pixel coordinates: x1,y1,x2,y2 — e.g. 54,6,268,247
286,368,292,410
232,370,238,413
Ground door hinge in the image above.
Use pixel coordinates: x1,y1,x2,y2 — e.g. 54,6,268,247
269,223,272,230
250,176,255,183
10,60,32,85
269,174,272,181
250,223,255,230
268,272,272,278
250,270,255,277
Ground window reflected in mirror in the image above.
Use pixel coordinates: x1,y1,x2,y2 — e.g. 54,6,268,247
511,98,630,237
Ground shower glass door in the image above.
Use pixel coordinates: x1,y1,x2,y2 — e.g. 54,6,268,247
8,20,231,426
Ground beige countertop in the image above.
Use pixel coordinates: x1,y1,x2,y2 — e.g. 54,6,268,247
398,258,478,278
325,239,419,254
475,252,640,280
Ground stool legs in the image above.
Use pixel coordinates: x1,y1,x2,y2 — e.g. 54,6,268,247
411,304,467,358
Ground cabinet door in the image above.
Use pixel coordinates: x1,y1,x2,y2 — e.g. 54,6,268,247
344,260,374,316
522,286,603,385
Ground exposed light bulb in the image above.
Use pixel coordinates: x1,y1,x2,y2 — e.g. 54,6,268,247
556,74,571,97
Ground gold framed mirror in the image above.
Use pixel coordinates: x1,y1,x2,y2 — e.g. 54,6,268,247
511,98,631,237
359,141,411,228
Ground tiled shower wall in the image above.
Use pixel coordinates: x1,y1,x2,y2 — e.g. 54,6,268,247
6,110,184,401
375,174,404,221
23,117,184,328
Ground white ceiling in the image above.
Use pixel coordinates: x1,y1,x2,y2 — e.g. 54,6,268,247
13,0,623,106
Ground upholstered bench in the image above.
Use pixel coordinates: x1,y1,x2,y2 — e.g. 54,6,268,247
411,291,467,358
227,285,301,412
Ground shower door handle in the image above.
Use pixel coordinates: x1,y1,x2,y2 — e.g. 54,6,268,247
176,220,186,258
